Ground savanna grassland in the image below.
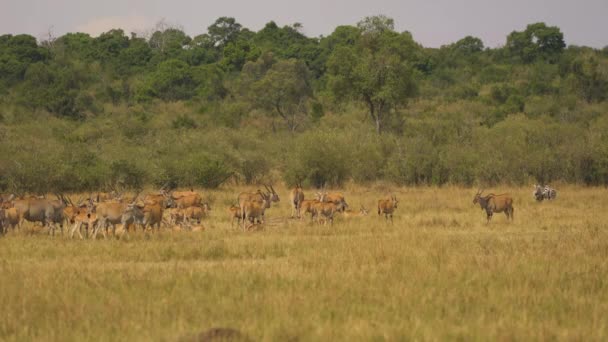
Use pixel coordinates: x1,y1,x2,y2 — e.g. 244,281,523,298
1,185,607,341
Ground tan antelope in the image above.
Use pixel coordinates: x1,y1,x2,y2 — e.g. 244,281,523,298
300,199,321,222
121,201,164,233
316,190,349,211
237,185,279,226
343,205,369,219
183,203,210,224
0,209,4,234
228,205,242,228
12,194,68,235
0,207,19,232
311,200,347,225
165,208,185,225
94,201,128,238
69,211,98,239
473,189,514,223
378,195,399,223
173,193,203,209
242,193,272,230
289,181,305,219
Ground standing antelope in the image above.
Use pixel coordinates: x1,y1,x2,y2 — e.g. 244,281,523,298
316,190,348,211
311,201,346,225
378,195,398,223
237,185,279,227
228,205,242,228
300,199,321,222
242,193,271,230
289,182,305,219
473,189,514,223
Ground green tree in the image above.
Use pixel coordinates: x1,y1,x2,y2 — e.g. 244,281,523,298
250,59,313,131
327,16,419,134
220,39,261,72
207,17,242,47
506,23,565,63
141,59,198,101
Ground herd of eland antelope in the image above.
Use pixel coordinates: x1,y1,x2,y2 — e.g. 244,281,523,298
0,183,558,237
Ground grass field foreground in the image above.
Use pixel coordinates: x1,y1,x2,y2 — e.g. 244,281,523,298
0,185,607,341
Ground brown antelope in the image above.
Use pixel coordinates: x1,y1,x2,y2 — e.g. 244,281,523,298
173,193,203,209
289,181,305,219
311,201,347,225
300,199,321,222
242,193,271,230
228,205,242,228
1,207,19,232
70,211,98,239
378,195,399,223
343,205,369,219
168,189,198,199
184,203,210,224
0,209,4,234
121,201,164,233
94,201,128,238
237,185,279,226
473,189,514,223
12,195,68,235
144,193,169,207
316,190,349,211
166,208,185,225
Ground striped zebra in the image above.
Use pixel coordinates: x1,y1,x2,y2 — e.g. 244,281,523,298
534,184,557,201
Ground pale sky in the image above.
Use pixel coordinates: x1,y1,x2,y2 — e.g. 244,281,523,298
1,0,607,48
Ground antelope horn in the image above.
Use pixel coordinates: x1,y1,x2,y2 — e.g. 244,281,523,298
270,184,275,193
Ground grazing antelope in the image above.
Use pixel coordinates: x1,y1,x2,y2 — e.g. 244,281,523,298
343,205,369,219
473,189,514,223
378,195,399,223
289,181,305,219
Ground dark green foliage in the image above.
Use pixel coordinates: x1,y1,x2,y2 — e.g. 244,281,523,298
139,59,198,101
1,17,608,190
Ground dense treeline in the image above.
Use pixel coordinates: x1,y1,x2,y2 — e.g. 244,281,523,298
1,16,608,191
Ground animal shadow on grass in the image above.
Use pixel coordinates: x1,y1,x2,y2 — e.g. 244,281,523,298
178,327,252,342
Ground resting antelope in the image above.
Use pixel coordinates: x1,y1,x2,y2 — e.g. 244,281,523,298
343,206,369,219
473,189,514,223
378,195,398,223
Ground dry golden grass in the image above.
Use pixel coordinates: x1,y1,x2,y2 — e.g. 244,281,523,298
1,185,607,341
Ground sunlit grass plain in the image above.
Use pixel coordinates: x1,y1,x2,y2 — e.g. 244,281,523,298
1,185,607,341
